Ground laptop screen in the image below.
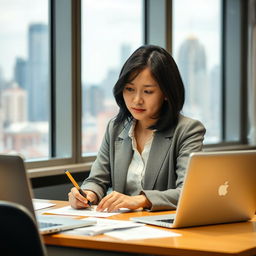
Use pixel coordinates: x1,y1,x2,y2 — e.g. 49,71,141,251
0,155,36,217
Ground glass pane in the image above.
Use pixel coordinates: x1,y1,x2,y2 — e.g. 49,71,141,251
173,0,222,143
82,0,143,154
0,0,50,159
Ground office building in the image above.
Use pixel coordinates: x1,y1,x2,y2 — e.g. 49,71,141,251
14,57,27,90
27,23,49,122
84,85,105,117
177,36,207,113
1,82,27,126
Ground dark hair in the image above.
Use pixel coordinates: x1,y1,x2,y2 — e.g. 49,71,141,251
113,45,185,131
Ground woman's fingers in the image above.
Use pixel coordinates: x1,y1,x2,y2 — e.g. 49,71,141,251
97,191,117,211
97,192,151,212
97,191,136,212
68,187,91,208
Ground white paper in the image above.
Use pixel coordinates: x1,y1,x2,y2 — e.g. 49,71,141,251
32,200,56,210
43,205,130,217
105,226,181,240
64,217,144,236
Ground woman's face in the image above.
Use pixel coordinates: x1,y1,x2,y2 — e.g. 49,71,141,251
123,67,165,127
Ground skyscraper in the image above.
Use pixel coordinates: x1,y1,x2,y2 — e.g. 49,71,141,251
2,82,27,126
84,85,104,116
177,36,208,119
27,23,49,121
100,44,132,100
14,57,27,89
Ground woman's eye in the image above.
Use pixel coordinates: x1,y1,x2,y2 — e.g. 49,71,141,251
125,87,134,92
144,90,153,94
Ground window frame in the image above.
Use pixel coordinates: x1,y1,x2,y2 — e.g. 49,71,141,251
169,0,251,151
204,0,249,150
26,0,255,176
27,0,81,170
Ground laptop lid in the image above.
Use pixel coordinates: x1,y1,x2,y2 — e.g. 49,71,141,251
131,150,256,228
0,154,95,234
0,155,35,215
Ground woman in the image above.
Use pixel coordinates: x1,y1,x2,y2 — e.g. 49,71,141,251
68,45,206,212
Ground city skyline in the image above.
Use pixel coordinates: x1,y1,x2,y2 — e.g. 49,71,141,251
0,0,48,80
0,0,220,83
0,0,222,158
0,25,221,151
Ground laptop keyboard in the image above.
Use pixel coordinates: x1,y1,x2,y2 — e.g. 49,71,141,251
39,221,62,229
158,219,174,224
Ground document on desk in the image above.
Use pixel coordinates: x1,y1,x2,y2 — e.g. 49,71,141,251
105,226,181,240
43,205,130,217
64,217,144,236
32,200,56,210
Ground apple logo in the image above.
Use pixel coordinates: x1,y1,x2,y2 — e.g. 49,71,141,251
218,181,229,196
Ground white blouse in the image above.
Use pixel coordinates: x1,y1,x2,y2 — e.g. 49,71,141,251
125,121,154,195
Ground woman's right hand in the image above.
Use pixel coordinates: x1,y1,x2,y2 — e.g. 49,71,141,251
68,187,98,209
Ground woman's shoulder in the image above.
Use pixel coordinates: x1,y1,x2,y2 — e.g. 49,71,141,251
177,114,205,128
106,117,116,129
161,114,206,144
171,114,206,137
106,117,131,137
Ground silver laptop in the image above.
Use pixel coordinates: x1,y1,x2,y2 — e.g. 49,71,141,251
131,150,256,228
0,154,96,234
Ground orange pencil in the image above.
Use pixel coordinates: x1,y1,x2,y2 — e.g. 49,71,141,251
65,170,92,206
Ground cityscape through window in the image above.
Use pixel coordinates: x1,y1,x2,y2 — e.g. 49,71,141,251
0,0,228,161
81,0,143,154
0,0,49,159
173,0,222,143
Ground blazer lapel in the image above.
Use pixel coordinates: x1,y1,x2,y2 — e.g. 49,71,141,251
143,128,174,190
113,123,133,193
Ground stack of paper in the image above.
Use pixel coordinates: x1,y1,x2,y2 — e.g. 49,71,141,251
43,205,181,240
43,205,130,217
64,217,144,236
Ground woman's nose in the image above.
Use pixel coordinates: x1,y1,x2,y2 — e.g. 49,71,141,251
133,92,143,104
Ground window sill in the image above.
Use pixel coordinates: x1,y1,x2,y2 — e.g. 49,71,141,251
27,162,93,178
27,145,256,178
203,144,256,151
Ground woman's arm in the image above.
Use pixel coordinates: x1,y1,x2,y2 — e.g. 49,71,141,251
142,118,206,211
80,120,114,201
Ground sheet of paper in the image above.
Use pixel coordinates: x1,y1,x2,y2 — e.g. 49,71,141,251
43,205,130,217
64,217,144,236
105,226,181,240
32,200,56,210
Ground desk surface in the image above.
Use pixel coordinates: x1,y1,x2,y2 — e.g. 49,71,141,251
42,200,256,256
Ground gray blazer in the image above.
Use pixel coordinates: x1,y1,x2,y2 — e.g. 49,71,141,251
81,114,206,211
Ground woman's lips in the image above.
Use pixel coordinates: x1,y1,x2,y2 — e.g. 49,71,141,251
131,107,146,113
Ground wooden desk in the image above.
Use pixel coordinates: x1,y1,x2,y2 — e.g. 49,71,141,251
43,200,256,256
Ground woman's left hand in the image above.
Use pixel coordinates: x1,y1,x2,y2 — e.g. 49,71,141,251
96,191,151,212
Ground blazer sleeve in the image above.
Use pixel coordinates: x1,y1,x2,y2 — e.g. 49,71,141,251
141,118,206,211
80,120,113,202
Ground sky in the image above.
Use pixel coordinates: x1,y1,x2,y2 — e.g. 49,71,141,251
81,0,143,84
0,0,220,83
0,0,48,80
173,0,221,71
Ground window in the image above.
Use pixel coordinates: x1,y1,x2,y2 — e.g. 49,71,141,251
81,0,144,155
172,0,222,144
0,0,50,159
0,0,251,172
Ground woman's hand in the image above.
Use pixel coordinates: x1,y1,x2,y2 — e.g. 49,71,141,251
96,191,151,212
68,187,98,209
